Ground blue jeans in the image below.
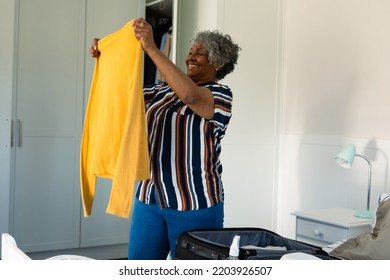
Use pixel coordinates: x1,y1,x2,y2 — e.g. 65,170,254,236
128,199,224,260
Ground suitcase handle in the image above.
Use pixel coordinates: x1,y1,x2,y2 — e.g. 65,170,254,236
180,240,226,260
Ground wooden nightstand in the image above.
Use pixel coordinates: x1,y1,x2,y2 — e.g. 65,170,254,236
292,208,372,247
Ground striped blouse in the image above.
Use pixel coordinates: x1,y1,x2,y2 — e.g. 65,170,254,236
135,82,233,211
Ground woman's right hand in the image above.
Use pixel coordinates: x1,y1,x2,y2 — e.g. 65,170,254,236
90,38,100,58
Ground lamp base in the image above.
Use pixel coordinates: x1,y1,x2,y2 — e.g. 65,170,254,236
354,209,373,219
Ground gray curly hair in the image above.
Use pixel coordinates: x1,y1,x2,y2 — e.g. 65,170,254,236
191,30,240,80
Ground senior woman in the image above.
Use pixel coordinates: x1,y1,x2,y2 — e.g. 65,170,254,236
90,18,240,260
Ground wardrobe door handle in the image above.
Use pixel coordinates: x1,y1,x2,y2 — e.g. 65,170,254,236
10,119,14,148
17,119,22,147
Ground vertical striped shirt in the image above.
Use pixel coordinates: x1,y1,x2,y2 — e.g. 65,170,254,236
136,82,233,211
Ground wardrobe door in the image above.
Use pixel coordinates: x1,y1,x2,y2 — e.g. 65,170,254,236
80,0,145,248
12,0,85,252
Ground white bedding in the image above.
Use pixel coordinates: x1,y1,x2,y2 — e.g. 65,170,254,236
322,239,347,254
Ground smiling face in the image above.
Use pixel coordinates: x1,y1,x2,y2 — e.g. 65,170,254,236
185,43,217,84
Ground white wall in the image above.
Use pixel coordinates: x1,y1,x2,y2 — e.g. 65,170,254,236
217,0,281,229
277,0,390,238
282,0,390,138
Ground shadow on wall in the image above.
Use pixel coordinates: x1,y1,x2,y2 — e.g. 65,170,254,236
296,136,389,213
365,139,389,197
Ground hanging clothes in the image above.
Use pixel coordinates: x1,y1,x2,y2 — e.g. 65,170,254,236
143,9,172,85
155,29,172,83
80,20,150,219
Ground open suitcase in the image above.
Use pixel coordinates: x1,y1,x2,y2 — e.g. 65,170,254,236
175,227,336,260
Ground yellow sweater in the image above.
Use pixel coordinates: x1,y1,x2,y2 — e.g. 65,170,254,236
80,20,150,218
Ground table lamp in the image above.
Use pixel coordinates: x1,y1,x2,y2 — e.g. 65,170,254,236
335,144,373,219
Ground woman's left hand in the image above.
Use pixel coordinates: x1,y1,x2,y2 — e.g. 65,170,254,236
133,18,157,54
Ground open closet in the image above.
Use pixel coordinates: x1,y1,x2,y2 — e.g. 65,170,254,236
144,0,174,86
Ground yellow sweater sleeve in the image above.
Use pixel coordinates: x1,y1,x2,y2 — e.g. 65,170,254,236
80,20,150,218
